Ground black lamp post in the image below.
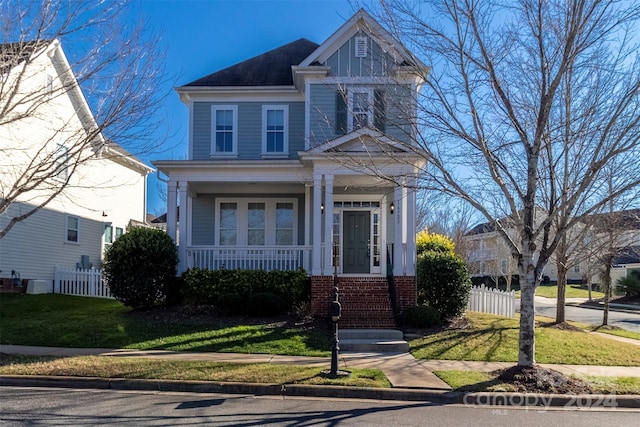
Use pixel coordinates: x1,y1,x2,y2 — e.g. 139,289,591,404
329,285,341,376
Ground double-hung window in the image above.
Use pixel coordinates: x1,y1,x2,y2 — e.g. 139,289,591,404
53,143,69,181
348,88,373,131
216,199,297,246
66,215,79,243
211,106,237,156
262,105,288,156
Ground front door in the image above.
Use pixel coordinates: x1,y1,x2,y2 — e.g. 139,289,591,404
343,211,370,274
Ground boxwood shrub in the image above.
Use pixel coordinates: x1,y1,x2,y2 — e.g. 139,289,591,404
182,268,309,313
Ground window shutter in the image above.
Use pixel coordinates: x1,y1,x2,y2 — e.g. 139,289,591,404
355,36,368,58
335,90,347,135
374,89,386,133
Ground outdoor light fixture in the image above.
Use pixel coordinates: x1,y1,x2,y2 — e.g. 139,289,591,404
390,202,395,214
321,203,324,214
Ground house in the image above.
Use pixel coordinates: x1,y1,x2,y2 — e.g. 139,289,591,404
153,10,426,327
463,209,640,289
0,39,153,292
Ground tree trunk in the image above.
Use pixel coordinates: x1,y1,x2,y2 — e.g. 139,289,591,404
556,264,567,323
603,261,611,326
518,250,537,366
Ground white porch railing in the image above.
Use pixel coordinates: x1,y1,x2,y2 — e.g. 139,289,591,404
54,266,113,299
186,246,312,272
467,284,515,317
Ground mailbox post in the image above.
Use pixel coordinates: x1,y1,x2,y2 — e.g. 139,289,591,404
329,285,341,376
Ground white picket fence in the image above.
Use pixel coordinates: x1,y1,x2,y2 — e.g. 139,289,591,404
54,266,112,299
467,284,516,317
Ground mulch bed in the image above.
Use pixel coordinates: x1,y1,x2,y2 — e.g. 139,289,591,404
492,365,593,394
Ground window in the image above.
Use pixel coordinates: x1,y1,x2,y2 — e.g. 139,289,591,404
66,215,79,243
262,106,288,155
501,259,508,273
348,88,373,131
248,203,265,245
115,227,123,239
574,265,581,273
276,203,294,245
219,203,238,245
53,143,69,181
211,106,237,156
355,36,368,57
46,74,53,98
216,199,297,246
104,225,113,244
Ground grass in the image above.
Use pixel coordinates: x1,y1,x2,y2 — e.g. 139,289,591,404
0,354,390,388
589,325,640,341
434,370,640,394
0,294,330,356
409,312,640,366
515,284,605,299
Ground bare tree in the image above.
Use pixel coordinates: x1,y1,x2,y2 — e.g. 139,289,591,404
369,0,640,366
0,0,169,239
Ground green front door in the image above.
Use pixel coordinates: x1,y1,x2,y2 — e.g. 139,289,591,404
343,211,370,274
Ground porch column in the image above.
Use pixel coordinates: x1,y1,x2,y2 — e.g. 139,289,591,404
323,174,334,276
312,174,322,275
304,184,311,272
177,182,188,273
166,180,178,243
393,184,404,276
406,177,417,276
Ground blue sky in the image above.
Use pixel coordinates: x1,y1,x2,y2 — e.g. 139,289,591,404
132,0,358,214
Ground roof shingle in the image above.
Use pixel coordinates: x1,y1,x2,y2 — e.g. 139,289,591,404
183,38,319,87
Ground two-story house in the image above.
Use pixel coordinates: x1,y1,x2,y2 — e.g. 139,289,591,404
154,10,425,327
0,39,152,292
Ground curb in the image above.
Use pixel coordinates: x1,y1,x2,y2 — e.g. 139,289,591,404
2,375,640,408
565,302,640,314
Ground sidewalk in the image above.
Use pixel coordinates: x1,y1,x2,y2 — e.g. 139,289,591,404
2,344,640,407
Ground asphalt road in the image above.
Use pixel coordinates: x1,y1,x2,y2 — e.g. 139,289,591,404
533,297,640,333
1,387,638,426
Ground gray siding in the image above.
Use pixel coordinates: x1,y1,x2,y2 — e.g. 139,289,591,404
309,83,412,147
192,102,305,160
325,34,394,78
191,196,216,245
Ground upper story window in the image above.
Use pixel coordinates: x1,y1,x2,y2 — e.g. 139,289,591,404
211,106,238,156
53,143,69,181
348,88,373,131
66,215,79,243
262,105,289,156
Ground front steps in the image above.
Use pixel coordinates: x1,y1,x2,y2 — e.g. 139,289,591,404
339,328,409,353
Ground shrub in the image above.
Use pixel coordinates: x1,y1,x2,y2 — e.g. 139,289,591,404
402,305,440,328
182,268,309,311
216,293,246,316
103,227,178,309
416,229,455,256
247,292,286,317
617,273,640,298
416,251,471,320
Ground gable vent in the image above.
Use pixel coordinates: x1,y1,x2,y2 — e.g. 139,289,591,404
355,36,368,58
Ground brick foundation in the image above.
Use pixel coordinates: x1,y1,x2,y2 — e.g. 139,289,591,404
0,277,28,294
310,275,416,328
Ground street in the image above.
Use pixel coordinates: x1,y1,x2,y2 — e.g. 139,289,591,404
533,297,640,333
0,387,638,426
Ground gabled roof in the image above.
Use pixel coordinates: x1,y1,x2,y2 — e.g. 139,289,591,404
303,127,415,156
299,9,425,69
613,246,640,265
183,38,319,87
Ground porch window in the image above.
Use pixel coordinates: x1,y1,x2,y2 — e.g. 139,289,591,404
262,105,288,155
373,212,380,267
66,215,79,243
248,203,265,245
332,212,341,266
276,202,294,245
219,202,238,245
211,106,237,156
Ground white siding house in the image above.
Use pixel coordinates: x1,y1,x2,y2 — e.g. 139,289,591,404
0,40,152,290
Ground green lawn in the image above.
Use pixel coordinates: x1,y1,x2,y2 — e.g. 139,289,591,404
409,312,640,366
515,284,605,299
0,354,390,388
0,294,330,356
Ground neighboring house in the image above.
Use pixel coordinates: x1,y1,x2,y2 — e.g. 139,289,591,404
0,39,152,291
463,209,640,288
153,10,426,327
